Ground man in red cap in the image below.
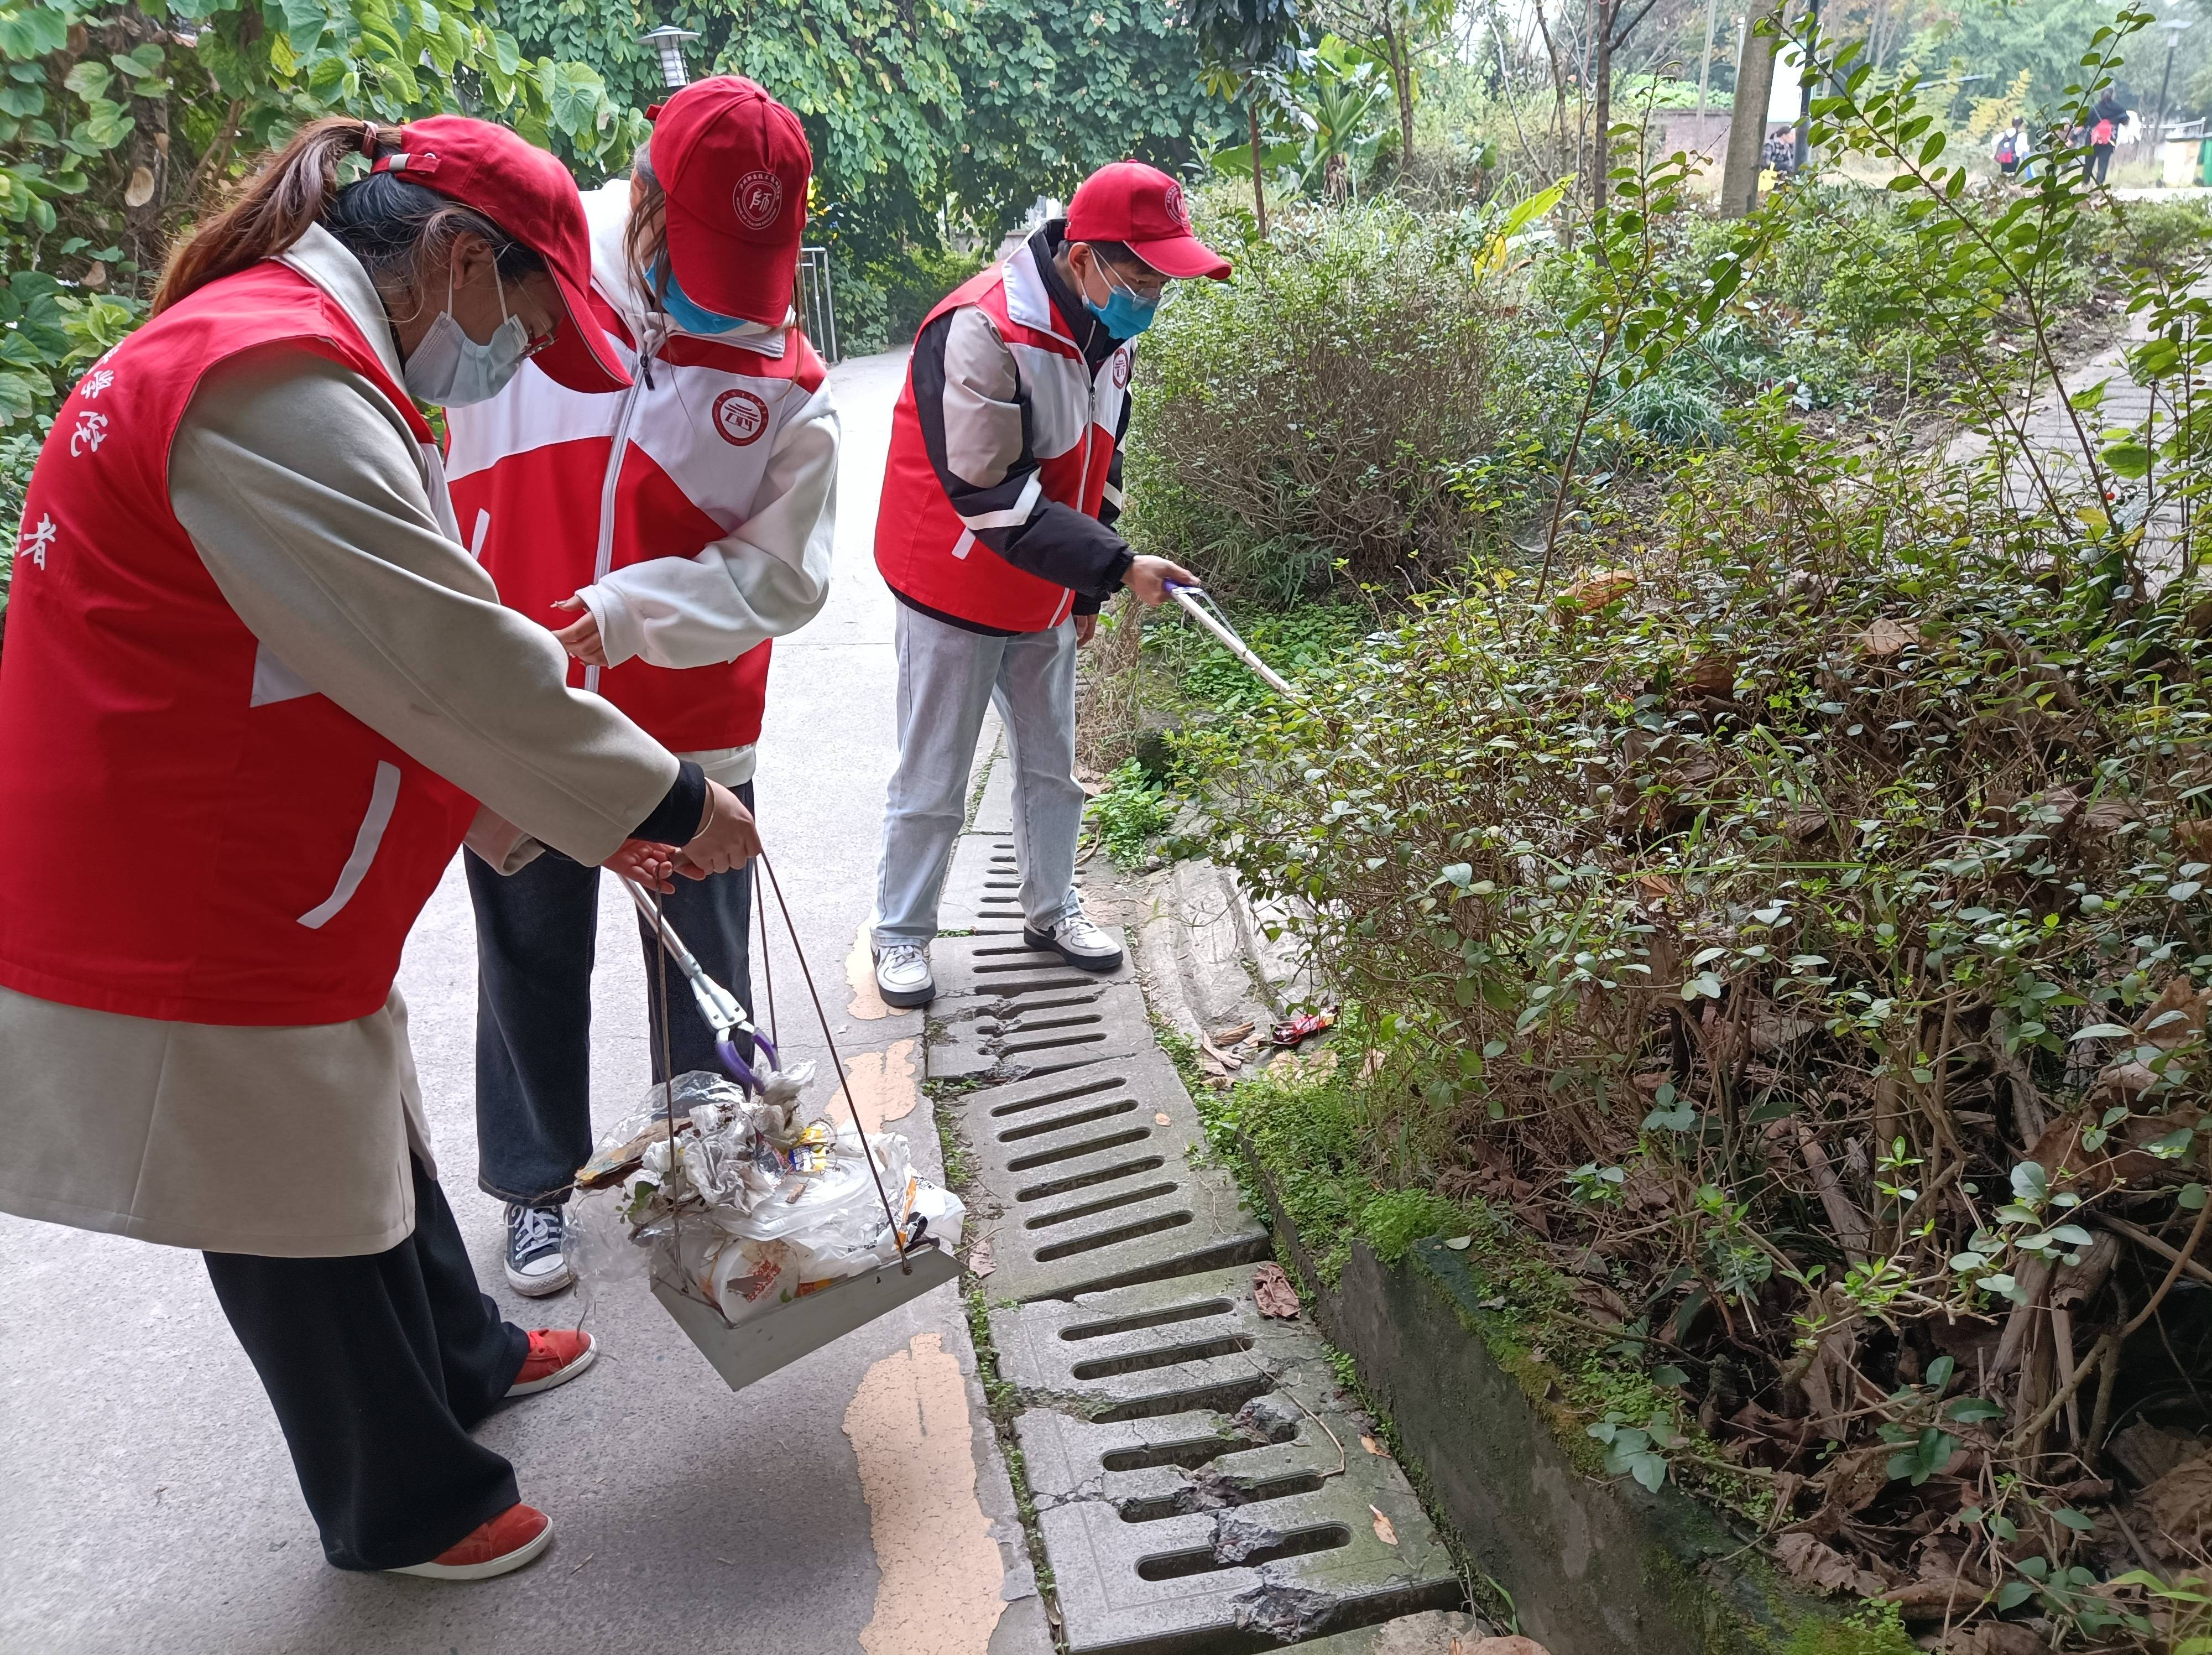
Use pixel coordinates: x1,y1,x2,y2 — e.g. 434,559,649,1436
869,161,1230,1008
445,77,837,1295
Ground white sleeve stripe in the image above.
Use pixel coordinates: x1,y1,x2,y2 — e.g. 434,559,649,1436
957,472,1042,531
1101,482,1124,508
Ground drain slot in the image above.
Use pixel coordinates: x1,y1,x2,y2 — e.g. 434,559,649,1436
1100,1435,1246,1472
1093,1375,1272,1424
1015,1155,1166,1200
1002,1031,1107,1055
1006,1128,1152,1170
1062,1299,1234,1342
1136,1523,1350,1580
1119,1472,1328,1523
990,1076,1125,1118
1070,1333,1254,1378
1036,1210,1193,1260
999,1100,1136,1142
1024,1180,1180,1228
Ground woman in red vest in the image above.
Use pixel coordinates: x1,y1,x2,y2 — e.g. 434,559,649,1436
0,116,756,1581
443,77,834,1299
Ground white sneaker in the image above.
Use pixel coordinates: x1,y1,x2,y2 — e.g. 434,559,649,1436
874,943,935,1007
503,1203,573,1297
1025,906,1124,972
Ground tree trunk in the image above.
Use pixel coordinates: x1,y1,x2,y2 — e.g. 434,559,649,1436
1719,0,1784,217
1590,0,1613,211
1387,18,1415,164
1248,94,1269,236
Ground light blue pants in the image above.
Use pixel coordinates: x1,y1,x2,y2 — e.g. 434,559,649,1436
873,603,1084,948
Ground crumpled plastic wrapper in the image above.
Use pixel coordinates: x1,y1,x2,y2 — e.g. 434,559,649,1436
568,1068,964,1325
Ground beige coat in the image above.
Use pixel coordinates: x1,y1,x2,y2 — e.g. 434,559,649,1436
0,227,683,1257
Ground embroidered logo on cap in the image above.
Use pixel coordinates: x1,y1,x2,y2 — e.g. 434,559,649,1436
1163,181,1187,230
713,387,770,446
733,170,784,232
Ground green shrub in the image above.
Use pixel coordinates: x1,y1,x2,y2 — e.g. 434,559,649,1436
1123,196,1566,607
1085,757,1173,863
832,245,992,356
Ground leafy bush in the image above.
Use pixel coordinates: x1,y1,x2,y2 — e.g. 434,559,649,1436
1123,195,1566,606
836,244,990,356
1086,757,1174,863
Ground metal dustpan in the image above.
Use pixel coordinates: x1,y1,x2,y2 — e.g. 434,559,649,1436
650,1246,960,1393
622,866,960,1393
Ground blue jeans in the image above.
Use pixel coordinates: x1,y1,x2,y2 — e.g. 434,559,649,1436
467,780,755,1206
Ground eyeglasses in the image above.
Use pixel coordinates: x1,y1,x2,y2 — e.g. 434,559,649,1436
1099,259,1168,307
519,326,557,360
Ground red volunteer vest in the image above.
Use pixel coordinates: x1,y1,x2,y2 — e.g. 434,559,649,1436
875,246,1131,633
0,261,476,1026
446,295,825,752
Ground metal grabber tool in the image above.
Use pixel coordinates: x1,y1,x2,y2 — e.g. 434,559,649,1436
1162,579,1303,702
620,874,777,1094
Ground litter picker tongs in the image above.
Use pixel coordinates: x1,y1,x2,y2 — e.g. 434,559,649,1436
620,874,778,1094
1162,579,1303,702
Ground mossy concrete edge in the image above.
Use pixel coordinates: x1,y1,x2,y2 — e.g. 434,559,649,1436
1248,1154,1873,1655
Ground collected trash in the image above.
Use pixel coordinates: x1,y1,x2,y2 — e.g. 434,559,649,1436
1270,1007,1338,1047
577,862,967,1392
573,1068,964,1328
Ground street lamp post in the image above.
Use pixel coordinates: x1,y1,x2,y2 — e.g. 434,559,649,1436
640,23,700,90
2153,16,2194,152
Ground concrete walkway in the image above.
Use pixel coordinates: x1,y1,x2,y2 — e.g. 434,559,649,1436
0,349,1050,1655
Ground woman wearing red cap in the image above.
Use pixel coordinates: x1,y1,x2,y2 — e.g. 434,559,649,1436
444,76,836,1297
869,160,1226,1007
0,115,758,1580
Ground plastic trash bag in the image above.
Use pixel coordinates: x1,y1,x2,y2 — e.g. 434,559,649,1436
569,1068,964,1325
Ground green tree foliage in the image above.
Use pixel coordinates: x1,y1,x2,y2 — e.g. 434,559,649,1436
502,0,1230,260
943,0,1231,232
1187,0,1308,232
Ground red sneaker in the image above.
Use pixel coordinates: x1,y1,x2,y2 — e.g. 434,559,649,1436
506,1328,597,1397
386,1503,552,1580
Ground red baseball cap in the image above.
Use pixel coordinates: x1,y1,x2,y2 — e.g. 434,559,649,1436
371,115,629,394
1066,161,1230,281
645,77,813,326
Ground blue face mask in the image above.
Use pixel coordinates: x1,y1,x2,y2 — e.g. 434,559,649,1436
1083,259,1159,340
649,261,750,335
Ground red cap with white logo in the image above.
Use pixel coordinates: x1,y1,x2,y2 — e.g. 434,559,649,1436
645,76,813,327
371,115,630,393
1065,161,1231,281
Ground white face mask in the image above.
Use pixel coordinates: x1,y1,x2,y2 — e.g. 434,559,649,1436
401,263,531,407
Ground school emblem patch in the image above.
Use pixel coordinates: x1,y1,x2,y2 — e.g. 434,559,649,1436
713,387,769,446
1162,181,1187,229
733,170,784,231
1112,351,1131,389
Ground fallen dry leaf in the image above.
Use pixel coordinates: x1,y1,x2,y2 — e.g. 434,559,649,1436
1460,1640,1554,1655
1252,1262,1301,1319
1855,617,1922,659
2140,1450,2212,1555
1199,1035,1244,1071
124,165,155,208
1212,1021,1256,1045
1359,1434,1385,1456
968,1236,995,1279
1559,568,1635,613
1154,1111,1171,1125
1775,1531,1889,1597
1369,1505,1397,1546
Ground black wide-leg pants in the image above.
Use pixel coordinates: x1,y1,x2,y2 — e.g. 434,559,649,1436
204,1157,529,1571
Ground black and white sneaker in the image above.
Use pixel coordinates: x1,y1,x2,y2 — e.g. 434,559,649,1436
1024,904,1125,972
504,1203,573,1297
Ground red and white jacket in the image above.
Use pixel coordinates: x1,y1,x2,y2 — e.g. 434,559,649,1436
876,225,1136,634
445,179,838,769
0,260,476,1025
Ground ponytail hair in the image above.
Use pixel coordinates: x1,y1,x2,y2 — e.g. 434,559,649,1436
154,115,544,315
623,138,672,312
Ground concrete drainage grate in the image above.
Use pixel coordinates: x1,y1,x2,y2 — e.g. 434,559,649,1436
955,1048,1266,1302
927,930,1156,1084
943,834,1088,935
996,1268,1461,1655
